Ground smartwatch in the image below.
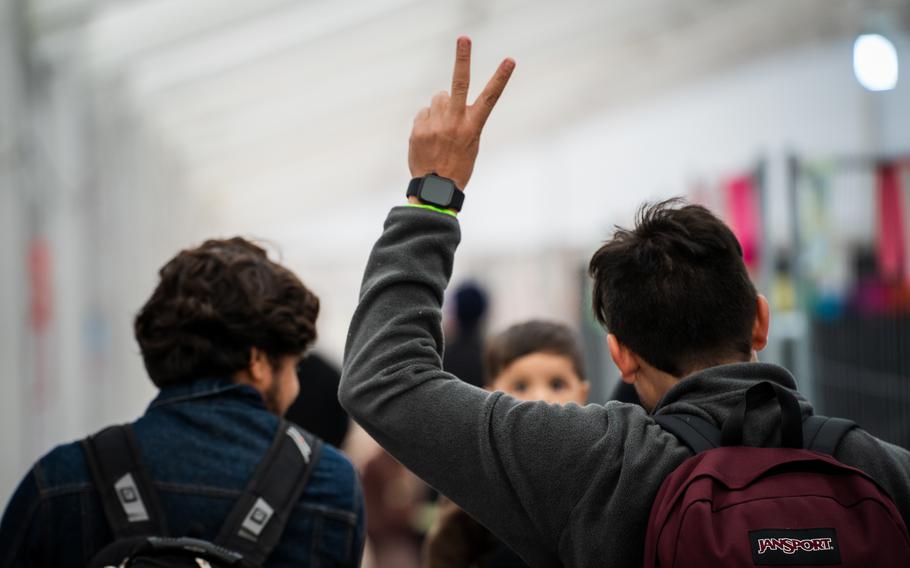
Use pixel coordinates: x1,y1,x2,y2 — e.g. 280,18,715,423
406,174,465,212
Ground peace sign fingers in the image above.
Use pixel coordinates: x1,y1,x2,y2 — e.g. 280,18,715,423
408,37,515,190
470,57,516,128
450,36,472,109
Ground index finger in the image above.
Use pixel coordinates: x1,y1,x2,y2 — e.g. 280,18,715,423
450,36,471,109
472,57,516,127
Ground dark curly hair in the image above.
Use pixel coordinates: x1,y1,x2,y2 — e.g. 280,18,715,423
483,320,586,386
588,199,757,377
134,237,319,388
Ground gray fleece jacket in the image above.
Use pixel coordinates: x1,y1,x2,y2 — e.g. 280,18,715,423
340,206,910,568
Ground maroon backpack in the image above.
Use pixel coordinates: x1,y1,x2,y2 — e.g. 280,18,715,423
644,381,910,567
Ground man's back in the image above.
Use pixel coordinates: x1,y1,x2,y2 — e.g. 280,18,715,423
339,206,910,567
0,378,365,567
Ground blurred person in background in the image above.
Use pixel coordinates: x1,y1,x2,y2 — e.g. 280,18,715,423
285,352,350,448
360,446,432,568
443,281,489,389
607,378,641,405
339,37,910,566
425,320,589,568
0,237,365,566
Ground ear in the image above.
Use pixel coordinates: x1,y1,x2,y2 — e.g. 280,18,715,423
608,333,640,384
751,294,770,352
248,347,273,386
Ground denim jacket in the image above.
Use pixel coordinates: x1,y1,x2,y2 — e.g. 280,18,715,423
0,378,365,567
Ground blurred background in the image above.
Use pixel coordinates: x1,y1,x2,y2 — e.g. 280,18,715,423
1,0,909,560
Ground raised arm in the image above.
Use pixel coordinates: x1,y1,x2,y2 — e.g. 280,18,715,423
339,39,630,565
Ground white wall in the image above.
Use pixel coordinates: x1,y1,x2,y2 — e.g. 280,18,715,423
0,0,27,502
0,10,197,503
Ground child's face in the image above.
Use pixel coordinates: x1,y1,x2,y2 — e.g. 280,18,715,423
490,352,589,405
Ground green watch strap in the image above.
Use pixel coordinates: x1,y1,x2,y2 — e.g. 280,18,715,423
405,203,458,218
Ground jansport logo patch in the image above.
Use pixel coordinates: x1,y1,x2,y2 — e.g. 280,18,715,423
749,528,841,565
757,537,834,555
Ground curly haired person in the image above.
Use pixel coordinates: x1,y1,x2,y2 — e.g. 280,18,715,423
1,238,365,566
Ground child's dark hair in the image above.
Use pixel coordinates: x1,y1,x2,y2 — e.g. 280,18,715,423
483,320,586,385
588,199,757,377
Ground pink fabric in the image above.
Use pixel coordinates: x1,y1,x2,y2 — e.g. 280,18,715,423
876,163,907,282
726,175,762,269
28,238,53,332
27,238,53,408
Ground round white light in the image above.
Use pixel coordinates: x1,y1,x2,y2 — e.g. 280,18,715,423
853,34,899,91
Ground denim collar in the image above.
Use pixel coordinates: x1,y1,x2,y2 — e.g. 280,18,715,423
149,377,266,410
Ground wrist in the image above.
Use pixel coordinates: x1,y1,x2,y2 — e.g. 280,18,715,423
406,174,465,213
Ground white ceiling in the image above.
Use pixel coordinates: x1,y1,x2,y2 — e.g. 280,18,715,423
28,0,910,238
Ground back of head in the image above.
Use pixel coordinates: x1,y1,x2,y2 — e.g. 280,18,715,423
588,199,757,377
454,281,489,332
134,237,319,388
483,320,586,386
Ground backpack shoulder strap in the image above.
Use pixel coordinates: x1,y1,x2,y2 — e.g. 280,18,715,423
658,412,858,456
81,424,169,539
653,414,721,454
803,415,857,455
215,419,324,565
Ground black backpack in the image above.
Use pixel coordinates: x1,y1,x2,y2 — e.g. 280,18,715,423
80,419,323,567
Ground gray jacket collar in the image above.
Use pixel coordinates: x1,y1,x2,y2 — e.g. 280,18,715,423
652,362,813,447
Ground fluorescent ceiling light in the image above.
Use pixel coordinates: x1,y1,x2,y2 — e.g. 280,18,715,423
853,33,899,91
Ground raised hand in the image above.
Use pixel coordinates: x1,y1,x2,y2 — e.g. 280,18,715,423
408,37,515,191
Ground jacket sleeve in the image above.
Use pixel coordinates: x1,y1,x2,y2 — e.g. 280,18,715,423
0,468,43,567
836,428,910,527
339,206,633,565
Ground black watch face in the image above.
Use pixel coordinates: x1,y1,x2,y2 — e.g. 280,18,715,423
421,175,455,206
